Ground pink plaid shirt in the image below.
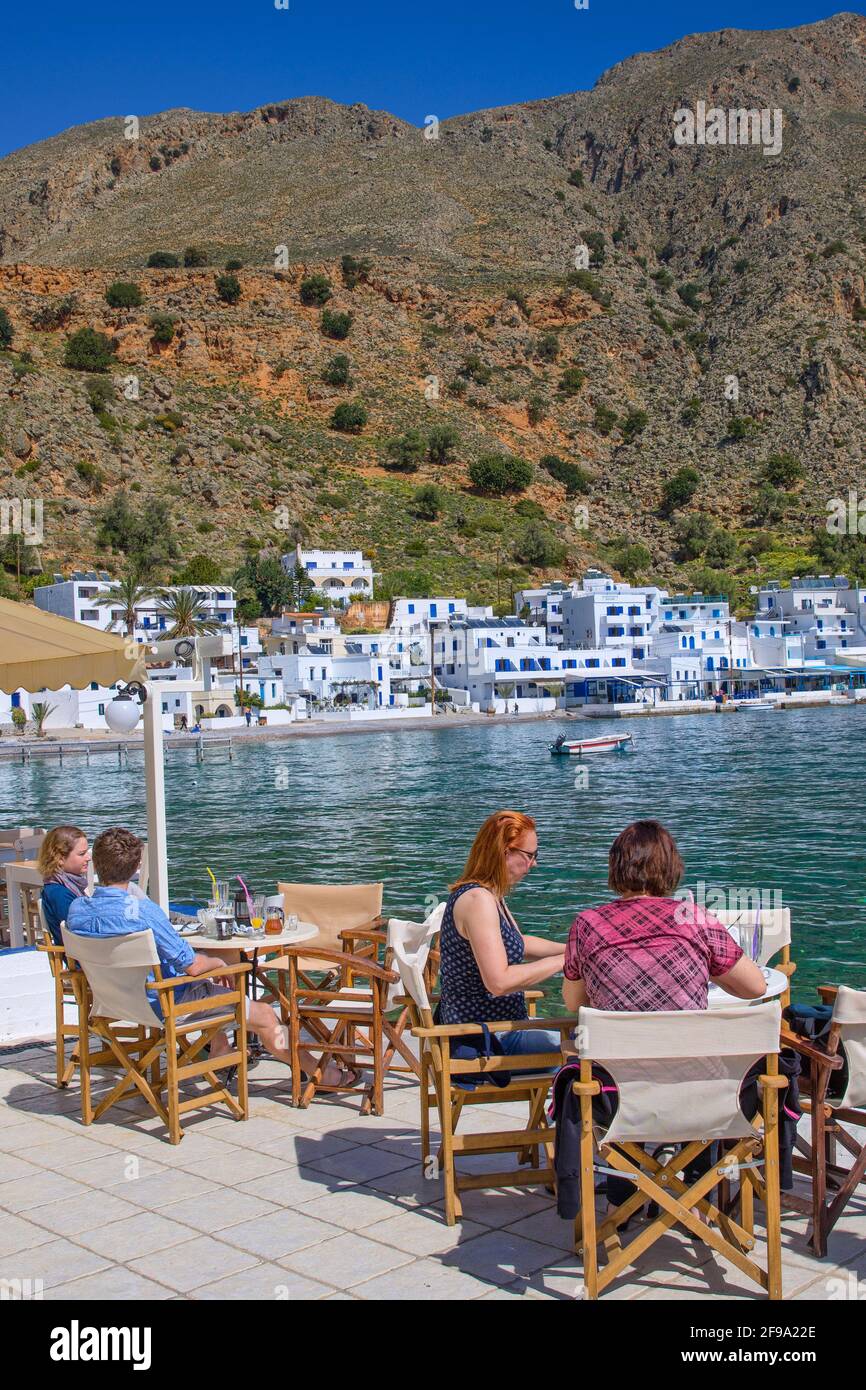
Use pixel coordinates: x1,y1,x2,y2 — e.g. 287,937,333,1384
564,896,742,1012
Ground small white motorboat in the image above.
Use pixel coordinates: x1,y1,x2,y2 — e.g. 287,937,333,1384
549,732,635,756
734,699,777,711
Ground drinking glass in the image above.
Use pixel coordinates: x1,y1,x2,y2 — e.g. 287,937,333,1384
250,894,266,934
738,917,763,962
215,880,232,912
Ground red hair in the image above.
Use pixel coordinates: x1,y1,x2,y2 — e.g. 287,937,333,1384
451,809,536,900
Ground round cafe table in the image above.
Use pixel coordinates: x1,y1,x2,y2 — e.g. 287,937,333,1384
180,920,318,1004
177,921,319,1061
707,966,787,1010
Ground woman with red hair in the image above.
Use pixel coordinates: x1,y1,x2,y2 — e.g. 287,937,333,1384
439,809,566,1062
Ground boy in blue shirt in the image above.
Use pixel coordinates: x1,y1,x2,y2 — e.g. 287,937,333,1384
68,828,346,1082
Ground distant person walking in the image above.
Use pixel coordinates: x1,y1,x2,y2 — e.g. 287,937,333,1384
244,708,252,728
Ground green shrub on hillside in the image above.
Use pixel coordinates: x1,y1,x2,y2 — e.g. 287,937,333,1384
469,453,533,495
677,282,703,311
540,454,590,495
64,327,116,372
593,403,617,436
459,353,493,385
565,270,611,307
414,484,443,520
567,169,584,188
582,230,605,265
183,246,208,267
620,408,648,442
322,354,352,386
673,512,714,560
0,307,13,350
149,313,176,345
215,273,241,304
534,332,559,362
321,308,353,340
428,423,459,465
330,400,368,433
32,296,75,330
341,255,372,289
300,274,332,306
147,251,180,268
106,282,143,309
762,452,803,487
558,366,586,396
513,521,565,567
661,466,700,515
385,429,426,471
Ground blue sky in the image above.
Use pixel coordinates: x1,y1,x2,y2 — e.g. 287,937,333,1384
0,1,857,158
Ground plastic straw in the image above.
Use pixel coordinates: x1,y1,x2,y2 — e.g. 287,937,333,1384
236,874,255,917
206,866,218,898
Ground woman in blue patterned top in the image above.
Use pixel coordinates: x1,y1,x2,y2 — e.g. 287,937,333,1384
439,809,566,1065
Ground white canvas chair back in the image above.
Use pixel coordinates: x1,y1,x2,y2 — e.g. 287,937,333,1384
387,901,446,1010
61,924,163,1029
578,1002,781,1144
830,986,866,1110
712,906,791,968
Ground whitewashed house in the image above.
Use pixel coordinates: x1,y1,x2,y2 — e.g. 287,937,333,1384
287,547,374,606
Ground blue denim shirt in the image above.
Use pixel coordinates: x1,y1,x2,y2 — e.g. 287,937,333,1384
67,886,195,1018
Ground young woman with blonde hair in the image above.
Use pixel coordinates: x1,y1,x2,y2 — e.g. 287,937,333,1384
38,825,91,944
439,809,565,1062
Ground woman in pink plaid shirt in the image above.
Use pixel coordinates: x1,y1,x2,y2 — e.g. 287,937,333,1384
562,820,765,1015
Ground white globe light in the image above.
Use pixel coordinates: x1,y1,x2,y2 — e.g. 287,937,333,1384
105,694,142,734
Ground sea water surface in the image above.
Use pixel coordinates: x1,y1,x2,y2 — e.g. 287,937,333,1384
2,706,864,999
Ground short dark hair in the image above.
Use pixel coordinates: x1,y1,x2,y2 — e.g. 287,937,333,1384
91,828,143,885
608,820,684,898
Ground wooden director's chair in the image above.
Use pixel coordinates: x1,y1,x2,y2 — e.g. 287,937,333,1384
62,924,249,1144
394,921,575,1225
782,984,866,1257
572,1001,785,1299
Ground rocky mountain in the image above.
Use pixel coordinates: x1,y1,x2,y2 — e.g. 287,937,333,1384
0,13,864,606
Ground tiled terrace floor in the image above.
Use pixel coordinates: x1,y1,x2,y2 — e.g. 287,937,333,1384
1,1043,864,1301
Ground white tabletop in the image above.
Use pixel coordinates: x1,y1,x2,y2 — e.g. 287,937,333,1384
178,922,319,953
707,966,787,1010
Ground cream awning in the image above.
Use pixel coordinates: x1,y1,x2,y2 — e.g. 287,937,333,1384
0,597,146,695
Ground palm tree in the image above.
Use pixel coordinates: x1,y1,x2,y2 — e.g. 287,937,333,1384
155,587,223,639
94,570,158,638
30,701,56,737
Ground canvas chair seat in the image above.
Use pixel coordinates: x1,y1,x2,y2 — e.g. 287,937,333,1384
276,880,383,974
572,1001,784,1300
303,986,375,1015
61,924,249,1144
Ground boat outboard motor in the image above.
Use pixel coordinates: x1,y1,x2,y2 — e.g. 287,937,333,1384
553,733,566,750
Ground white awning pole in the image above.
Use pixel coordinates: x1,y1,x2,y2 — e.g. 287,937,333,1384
142,682,169,910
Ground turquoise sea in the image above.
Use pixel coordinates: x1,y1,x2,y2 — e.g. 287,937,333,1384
2,706,864,1000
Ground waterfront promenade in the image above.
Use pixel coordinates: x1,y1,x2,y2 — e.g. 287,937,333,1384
1,686,861,757
1,1043,863,1301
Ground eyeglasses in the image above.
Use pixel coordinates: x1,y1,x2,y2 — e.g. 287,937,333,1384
510,847,539,865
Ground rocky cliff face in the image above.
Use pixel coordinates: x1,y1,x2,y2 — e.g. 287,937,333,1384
0,14,864,601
